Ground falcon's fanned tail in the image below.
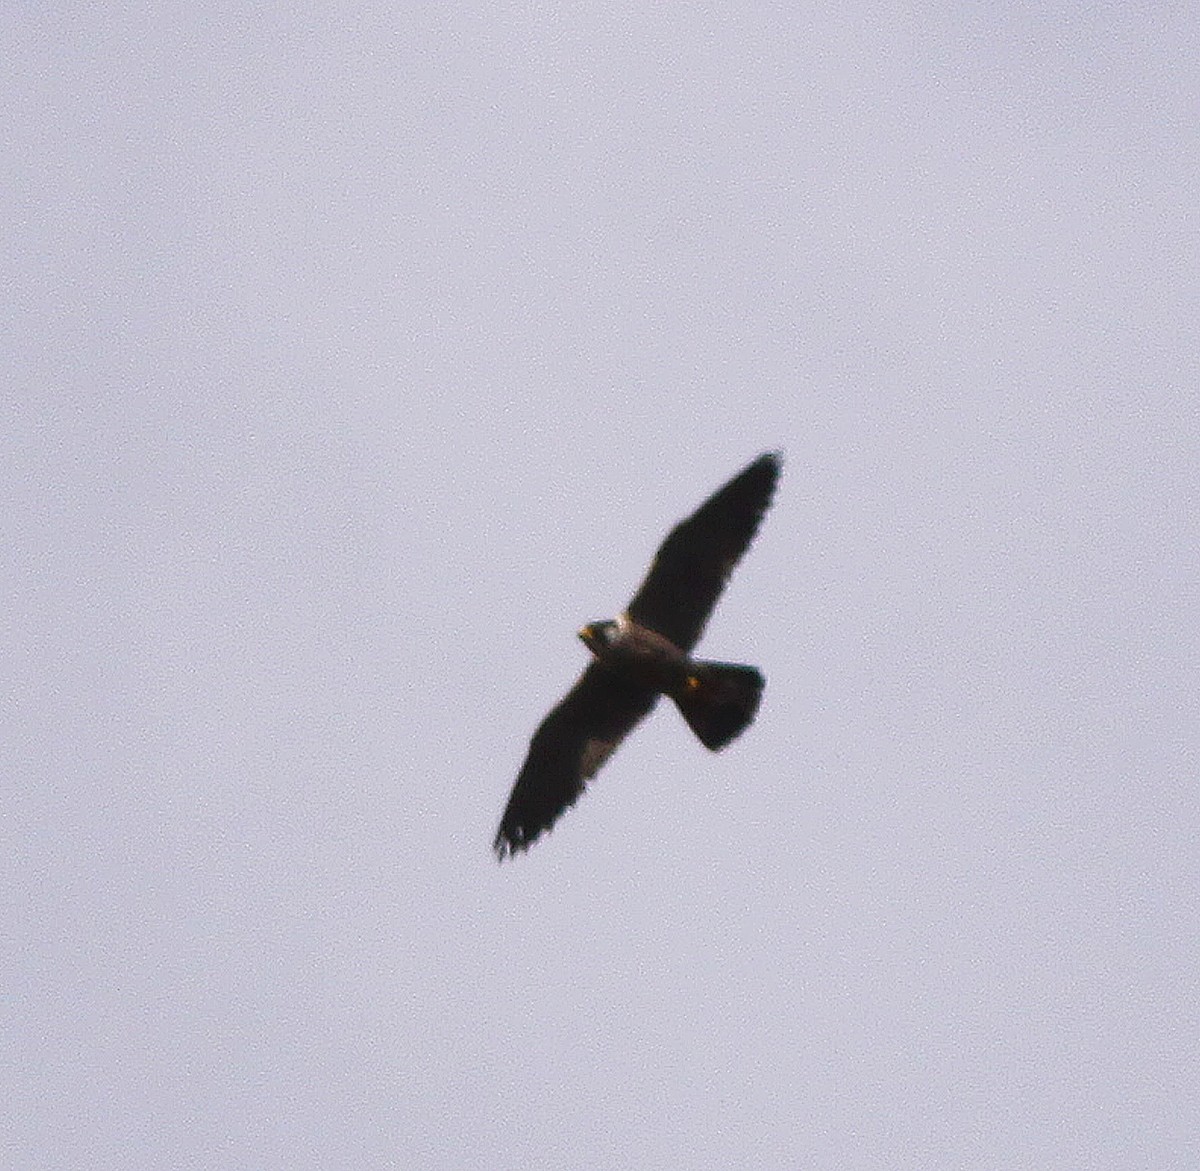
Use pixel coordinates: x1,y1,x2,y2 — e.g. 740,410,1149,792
672,661,765,751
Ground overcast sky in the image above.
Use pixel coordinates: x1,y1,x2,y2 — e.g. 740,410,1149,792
5,4,1198,1168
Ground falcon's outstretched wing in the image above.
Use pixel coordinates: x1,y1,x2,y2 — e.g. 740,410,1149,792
626,452,781,653
493,664,658,858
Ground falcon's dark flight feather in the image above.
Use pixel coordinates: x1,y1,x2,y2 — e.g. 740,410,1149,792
493,666,657,858
627,453,781,654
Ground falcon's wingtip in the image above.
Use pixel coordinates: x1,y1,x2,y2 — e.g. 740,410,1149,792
493,826,528,862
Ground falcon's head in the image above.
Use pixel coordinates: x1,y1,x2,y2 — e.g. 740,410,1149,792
578,618,620,655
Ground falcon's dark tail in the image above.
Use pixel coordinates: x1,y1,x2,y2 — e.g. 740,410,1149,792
673,662,765,751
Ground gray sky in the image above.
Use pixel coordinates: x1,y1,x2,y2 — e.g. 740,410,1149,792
5,4,1198,1168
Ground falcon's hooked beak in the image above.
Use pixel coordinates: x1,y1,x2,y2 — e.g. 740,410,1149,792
578,623,601,654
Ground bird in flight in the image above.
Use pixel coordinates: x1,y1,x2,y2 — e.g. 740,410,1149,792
493,452,781,859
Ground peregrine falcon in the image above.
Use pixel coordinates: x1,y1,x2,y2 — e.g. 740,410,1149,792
493,452,781,859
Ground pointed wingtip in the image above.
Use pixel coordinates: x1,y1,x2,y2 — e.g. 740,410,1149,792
742,451,783,484
493,825,534,861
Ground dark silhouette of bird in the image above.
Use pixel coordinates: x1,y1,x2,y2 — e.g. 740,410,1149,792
493,452,781,859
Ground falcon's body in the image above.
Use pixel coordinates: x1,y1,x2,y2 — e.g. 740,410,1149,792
578,614,690,694
493,452,781,858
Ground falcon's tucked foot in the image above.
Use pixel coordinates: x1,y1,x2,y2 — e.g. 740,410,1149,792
672,662,765,751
